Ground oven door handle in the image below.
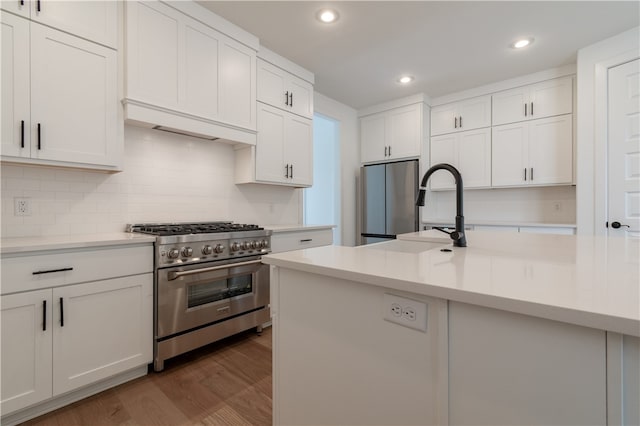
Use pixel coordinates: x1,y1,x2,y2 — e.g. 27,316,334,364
167,259,264,281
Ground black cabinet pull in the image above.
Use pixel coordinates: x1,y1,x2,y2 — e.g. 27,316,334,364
42,300,47,331
459,116,463,128
32,267,73,275
20,0,24,6
284,91,289,106
299,239,313,242
289,92,293,107
285,164,289,178
37,0,41,12
59,297,64,327
530,167,534,181
530,102,534,115
524,168,527,181
384,146,388,157
610,221,630,229
21,120,24,148
388,146,391,157
454,117,458,128
524,103,527,116
37,123,41,150
290,164,293,179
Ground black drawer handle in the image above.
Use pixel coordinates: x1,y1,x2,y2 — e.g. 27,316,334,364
37,123,41,150
32,267,73,275
42,300,47,331
300,239,313,242
59,297,64,327
21,120,24,148
285,91,289,106
36,0,41,12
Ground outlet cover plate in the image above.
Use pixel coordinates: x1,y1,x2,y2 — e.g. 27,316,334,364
383,293,428,332
14,197,31,216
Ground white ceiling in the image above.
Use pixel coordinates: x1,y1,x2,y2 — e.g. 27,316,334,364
198,1,639,110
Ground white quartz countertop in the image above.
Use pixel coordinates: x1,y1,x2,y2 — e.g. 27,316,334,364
263,224,335,233
263,230,640,336
1,233,156,255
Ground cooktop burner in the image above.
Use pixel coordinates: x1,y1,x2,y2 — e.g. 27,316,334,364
128,222,263,236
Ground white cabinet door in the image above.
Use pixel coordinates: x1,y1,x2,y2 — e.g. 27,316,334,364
30,23,118,167
255,103,286,183
493,77,573,126
429,134,457,190
219,40,256,129
257,59,312,119
529,77,573,120
360,113,386,163
125,0,181,110
184,18,219,120
52,275,152,396
528,115,573,185
492,122,528,186
431,96,490,136
1,290,52,415
285,114,312,186
458,128,491,188
1,12,30,159
30,0,117,48
431,128,491,190
388,103,421,160
1,0,30,18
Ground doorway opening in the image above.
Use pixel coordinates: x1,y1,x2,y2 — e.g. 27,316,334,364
304,113,341,244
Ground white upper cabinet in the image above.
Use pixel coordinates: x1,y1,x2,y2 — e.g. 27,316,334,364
257,59,313,119
0,12,120,170
430,128,491,190
492,114,573,187
1,0,117,47
124,0,257,144
237,103,312,187
492,77,573,126
431,95,491,136
361,102,424,163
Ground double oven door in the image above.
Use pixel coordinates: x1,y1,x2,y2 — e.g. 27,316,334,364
156,255,269,339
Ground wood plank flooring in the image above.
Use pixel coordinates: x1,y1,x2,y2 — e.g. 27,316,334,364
22,327,272,426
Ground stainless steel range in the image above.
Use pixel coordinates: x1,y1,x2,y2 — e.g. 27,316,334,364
127,222,272,371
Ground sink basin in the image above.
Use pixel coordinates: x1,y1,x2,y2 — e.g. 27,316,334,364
359,239,448,254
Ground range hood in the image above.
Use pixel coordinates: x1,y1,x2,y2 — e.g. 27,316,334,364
123,98,257,146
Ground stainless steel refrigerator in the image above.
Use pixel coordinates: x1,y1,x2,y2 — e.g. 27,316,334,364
360,159,419,245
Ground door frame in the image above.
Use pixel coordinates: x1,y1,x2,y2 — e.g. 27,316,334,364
576,26,639,235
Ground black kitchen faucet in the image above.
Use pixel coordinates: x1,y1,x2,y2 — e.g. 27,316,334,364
416,163,467,247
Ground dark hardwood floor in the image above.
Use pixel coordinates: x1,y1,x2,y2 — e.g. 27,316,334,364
22,327,272,426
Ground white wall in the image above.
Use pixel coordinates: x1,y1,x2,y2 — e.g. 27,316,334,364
314,92,359,247
576,26,640,235
1,125,300,238
422,186,576,224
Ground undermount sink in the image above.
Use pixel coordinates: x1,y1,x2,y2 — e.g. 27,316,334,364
360,239,448,254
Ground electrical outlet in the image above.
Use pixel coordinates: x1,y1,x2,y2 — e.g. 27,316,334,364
14,198,31,216
553,202,562,212
383,294,428,332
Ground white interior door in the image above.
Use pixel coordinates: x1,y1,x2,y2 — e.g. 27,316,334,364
608,59,640,237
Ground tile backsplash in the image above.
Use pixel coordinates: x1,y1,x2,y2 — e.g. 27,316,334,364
1,125,300,238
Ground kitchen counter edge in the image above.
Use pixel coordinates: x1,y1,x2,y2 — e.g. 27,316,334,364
1,233,156,255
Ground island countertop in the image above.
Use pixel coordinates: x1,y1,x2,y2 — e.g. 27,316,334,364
262,231,640,336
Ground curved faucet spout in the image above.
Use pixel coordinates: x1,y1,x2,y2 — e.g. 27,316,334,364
416,163,467,247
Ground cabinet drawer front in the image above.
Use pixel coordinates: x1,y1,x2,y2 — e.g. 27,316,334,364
271,229,333,253
1,245,153,295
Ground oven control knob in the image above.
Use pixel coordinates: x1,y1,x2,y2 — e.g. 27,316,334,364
168,248,180,259
231,242,241,252
261,239,269,248
182,247,193,257
242,241,251,250
202,245,213,255
249,241,257,249
214,244,225,254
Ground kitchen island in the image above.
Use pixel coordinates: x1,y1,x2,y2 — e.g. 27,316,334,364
263,231,639,425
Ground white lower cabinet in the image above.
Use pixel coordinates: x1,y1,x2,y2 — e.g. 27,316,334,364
449,302,606,425
1,290,53,415
269,228,333,253
0,244,153,420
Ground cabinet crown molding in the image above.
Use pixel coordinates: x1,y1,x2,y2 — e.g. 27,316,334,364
358,93,429,117
258,46,314,84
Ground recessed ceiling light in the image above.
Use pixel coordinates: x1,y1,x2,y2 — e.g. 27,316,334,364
317,9,339,23
398,76,414,84
511,38,534,49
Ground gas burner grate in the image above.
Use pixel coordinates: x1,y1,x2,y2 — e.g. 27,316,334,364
130,222,263,236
